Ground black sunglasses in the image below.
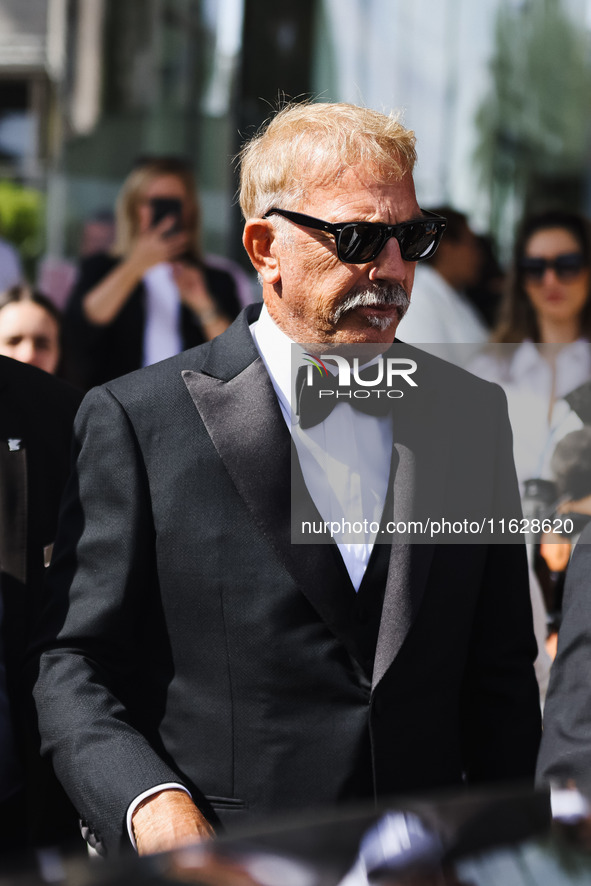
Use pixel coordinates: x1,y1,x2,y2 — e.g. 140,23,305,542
520,252,587,281
263,208,447,264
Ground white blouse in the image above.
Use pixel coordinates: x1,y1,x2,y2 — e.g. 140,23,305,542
469,340,591,485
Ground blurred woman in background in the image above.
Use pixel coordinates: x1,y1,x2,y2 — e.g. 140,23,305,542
63,157,241,391
495,209,591,343
0,285,61,374
470,209,591,486
470,210,591,674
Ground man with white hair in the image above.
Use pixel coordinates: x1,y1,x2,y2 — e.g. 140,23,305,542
33,102,541,858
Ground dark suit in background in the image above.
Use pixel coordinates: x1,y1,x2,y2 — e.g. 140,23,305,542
0,357,81,855
537,521,591,790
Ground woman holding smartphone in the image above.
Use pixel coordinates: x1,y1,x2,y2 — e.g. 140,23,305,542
63,157,241,390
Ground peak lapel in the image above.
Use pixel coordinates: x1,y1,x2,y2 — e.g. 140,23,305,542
372,351,451,691
181,314,362,655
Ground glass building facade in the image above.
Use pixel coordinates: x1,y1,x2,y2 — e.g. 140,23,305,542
1,0,591,274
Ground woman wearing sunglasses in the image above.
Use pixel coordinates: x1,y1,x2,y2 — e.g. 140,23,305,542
470,209,591,488
469,210,591,691
497,210,591,347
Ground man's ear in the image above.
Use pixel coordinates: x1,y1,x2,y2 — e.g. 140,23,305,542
243,220,281,284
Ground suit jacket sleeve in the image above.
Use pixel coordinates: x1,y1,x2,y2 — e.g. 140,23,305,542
31,384,194,855
536,522,591,790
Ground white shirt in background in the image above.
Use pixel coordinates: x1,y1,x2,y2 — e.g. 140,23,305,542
398,264,488,362
469,340,591,485
142,263,183,366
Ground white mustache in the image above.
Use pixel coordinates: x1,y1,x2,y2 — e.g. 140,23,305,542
330,284,410,328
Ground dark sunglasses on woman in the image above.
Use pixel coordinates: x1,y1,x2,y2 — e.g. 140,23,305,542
520,252,587,281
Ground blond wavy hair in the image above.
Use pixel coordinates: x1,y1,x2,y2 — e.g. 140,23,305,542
238,102,417,220
112,157,202,261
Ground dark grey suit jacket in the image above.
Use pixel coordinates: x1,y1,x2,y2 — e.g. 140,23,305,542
32,306,541,855
0,356,81,847
537,520,591,789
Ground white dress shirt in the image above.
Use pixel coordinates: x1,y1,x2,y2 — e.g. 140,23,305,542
251,305,394,592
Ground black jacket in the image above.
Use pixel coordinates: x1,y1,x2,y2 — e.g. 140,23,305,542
63,252,242,390
0,357,82,848
33,307,541,855
537,519,591,790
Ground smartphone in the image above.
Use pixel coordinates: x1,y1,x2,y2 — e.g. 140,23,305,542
150,197,184,236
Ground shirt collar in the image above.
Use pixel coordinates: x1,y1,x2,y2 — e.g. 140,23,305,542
250,303,391,421
250,303,304,418
512,338,591,376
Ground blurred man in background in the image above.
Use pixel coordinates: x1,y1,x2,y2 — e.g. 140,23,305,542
398,207,488,356
0,237,23,294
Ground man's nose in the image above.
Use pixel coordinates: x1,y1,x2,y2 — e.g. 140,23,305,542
368,235,408,282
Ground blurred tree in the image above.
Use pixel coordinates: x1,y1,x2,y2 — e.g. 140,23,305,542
474,0,591,251
0,180,45,278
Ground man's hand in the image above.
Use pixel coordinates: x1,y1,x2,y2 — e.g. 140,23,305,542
132,789,215,856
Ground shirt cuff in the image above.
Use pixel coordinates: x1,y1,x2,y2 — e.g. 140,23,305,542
126,783,192,850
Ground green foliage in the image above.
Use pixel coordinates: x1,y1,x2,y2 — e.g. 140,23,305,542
474,0,591,247
0,180,45,272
